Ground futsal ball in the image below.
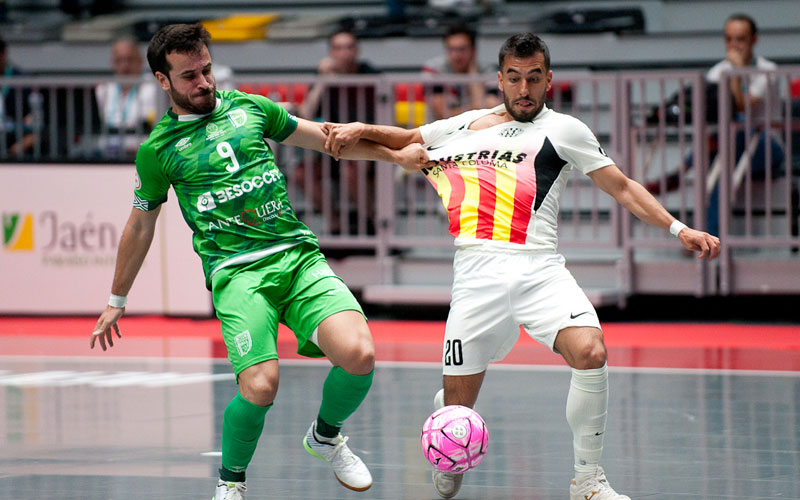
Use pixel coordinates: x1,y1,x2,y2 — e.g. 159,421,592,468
421,405,489,473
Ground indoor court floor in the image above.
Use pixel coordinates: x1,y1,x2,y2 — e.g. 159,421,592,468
1,317,799,500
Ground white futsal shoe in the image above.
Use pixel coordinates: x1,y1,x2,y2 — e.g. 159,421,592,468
569,466,631,500
432,388,465,498
303,421,373,491
212,479,246,500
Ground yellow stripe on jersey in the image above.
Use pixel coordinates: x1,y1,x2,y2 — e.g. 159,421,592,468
491,165,518,242
458,164,480,239
432,168,453,214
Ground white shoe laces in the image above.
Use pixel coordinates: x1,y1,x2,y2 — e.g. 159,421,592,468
329,436,361,470
578,467,626,499
218,481,246,500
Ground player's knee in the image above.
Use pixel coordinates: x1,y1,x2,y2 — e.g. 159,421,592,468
574,340,607,369
344,341,375,375
239,365,279,405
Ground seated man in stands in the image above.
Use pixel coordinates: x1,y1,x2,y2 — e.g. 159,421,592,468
95,36,158,158
705,12,784,236
648,13,784,237
298,28,381,236
422,23,500,120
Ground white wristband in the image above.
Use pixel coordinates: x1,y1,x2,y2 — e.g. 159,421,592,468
108,294,127,308
669,220,688,237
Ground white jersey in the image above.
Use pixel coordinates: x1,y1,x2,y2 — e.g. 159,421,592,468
419,104,613,252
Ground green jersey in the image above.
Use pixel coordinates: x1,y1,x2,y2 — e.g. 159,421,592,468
133,89,317,288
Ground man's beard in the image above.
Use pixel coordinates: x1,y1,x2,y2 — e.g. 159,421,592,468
171,84,217,115
503,92,545,122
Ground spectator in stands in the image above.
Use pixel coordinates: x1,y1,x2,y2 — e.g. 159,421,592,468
298,28,381,236
648,13,784,237
299,28,380,122
422,23,499,120
705,13,785,236
95,36,158,157
0,36,36,158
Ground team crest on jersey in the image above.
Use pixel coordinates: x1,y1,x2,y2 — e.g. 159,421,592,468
205,122,225,141
134,172,141,190
499,127,523,138
234,330,252,356
175,137,192,151
226,109,247,128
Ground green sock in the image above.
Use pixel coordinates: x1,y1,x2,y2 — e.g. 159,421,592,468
318,367,374,435
221,392,271,474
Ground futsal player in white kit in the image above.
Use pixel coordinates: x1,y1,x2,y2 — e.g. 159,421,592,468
324,33,720,499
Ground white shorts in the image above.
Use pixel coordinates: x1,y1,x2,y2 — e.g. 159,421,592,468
442,246,601,375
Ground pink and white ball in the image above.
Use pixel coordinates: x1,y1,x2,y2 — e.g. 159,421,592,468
421,405,489,473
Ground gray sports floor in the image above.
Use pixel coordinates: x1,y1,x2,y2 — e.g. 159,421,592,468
1,356,798,500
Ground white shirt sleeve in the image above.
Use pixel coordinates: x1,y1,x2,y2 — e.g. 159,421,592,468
419,108,488,147
549,116,614,175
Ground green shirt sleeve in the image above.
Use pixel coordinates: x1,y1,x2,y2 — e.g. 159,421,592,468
133,142,169,211
247,93,298,142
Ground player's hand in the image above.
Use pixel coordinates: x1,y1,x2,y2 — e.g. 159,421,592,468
323,122,364,160
678,227,721,261
90,305,124,351
395,143,434,172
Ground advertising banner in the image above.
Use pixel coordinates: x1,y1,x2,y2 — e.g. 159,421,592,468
0,164,212,315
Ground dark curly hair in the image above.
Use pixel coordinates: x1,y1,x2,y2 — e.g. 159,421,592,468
146,23,211,77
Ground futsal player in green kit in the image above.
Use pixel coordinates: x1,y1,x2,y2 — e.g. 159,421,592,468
88,24,428,500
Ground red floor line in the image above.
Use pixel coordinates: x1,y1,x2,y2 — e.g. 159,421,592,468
1,317,799,371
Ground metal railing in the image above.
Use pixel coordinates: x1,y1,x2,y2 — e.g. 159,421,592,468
3,68,799,299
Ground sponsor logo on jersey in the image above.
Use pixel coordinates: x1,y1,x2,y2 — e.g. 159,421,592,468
421,150,528,175
208,199,284,231
175,137,192,152
215,170,281,204
196,192,217,212
499,126,523,138
234,330,252,356
205,122,225,141
226,109,247,128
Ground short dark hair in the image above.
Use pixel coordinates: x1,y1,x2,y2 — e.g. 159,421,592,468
498,33,550,71
146,23,211,76
445,23,476,47
726,13,757,36
329,28,357,45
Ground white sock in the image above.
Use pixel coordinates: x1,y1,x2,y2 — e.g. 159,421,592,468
566,364,608,483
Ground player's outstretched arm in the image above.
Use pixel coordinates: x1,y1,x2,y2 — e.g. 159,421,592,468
90,206,161,351
283,118,430,170
588,165,721,261
323,122,423,160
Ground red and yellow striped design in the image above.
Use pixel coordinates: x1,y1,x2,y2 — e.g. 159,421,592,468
425,161,536,244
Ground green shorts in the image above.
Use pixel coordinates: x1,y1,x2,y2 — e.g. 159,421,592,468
211,243,365,376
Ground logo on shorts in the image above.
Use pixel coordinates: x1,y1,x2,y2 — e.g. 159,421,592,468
234,330,252,356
